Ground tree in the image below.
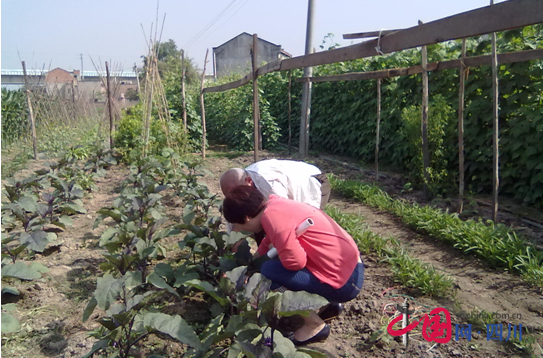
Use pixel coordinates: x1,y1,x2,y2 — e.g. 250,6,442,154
140,39,200,85
125,88,139,101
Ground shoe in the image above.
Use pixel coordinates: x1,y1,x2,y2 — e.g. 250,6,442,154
319,303,343,322
291,324,330,346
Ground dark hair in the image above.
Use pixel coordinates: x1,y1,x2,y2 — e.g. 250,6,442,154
222,185,266,224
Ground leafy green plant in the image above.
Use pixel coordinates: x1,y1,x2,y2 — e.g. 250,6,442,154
114,104,190,161
330,176,543,287
206,75,281,151
244,28,543,207
326,206,453,297
400,94,456,196
1,89,28,146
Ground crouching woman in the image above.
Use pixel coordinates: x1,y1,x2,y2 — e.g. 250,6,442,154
222,185,364,345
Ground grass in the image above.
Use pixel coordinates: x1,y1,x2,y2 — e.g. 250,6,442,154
1,120,106,179
325,206,453,297
206,150,246,159
329,176,543,288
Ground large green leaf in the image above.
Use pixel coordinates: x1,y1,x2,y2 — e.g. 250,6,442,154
60,203,87,215
99,227,119,246
143,312,202,350
124,270,142,290
94,274,124,310
19,230,51,252
146,272,179,297
1,262,42,280
82,296,97,322
226,266,248,290
279,291,328,317
82,339,109,358
2,287,20,296
17,195,37,212
1,312,20,333
185,279,228,306
237,341,273,358
154,263,175,282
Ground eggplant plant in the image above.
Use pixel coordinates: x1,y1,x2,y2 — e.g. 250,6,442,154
83,148,117,176
83,269,202,358
183,267,329,358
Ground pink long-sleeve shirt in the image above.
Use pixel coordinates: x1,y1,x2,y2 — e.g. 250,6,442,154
257,195,360,289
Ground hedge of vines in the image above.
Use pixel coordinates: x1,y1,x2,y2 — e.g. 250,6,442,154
200,26,542,207
1,89,28,146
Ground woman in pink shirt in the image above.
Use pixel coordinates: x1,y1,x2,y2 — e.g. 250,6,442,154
223,185,364,345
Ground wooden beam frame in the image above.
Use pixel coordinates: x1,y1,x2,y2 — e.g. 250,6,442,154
295,48,543,83
343,29,404,39
203,0,542,93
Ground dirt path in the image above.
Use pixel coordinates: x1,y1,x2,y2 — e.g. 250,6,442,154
2,164,129,358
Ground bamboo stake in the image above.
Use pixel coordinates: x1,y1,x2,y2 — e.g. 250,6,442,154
181,50,188,130
458,39,467,213
134,63,141,96
200,49,209,160
21,61,38,159
491,0,500,222
251,34,261,162
375,78,381,182
420,35,430,199
106,61,114,149
288,70,292,155
142,63,154,157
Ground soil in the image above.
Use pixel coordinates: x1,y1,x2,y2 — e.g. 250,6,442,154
2,148,542,358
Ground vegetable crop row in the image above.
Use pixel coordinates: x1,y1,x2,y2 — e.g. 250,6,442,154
329,176,543,288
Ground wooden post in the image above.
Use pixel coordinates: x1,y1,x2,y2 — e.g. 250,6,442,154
421,41,431,199
251,34,261,162
181,50,188,130
105,61,114,150
375,78,381,182
21,61,38,159
491,0,500,222
458,39,467,213
200,49,209,160
288,70,292,155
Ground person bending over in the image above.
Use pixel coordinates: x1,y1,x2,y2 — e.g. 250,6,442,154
222,185,364,345
220,159,330,210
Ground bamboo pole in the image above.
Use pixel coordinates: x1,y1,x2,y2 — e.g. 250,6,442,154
491,0,500,222
200,49,209,160
21,61,38,159
134,63,141,97
421,39,430,199
142,62,154,157
375,78,381,182
181,50,188,130
458,39,467,213
251,34,261,162
106,61,114,149
288,70,292,155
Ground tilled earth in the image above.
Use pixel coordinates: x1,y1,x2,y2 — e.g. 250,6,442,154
1,149,542,358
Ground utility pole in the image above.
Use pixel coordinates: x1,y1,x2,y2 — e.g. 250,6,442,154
299,0,315,157
80,53,84,80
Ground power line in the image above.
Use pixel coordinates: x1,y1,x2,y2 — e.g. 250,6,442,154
182,0,239,50
198,0,252,45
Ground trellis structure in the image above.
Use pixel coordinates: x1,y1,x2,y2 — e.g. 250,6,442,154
200,0,543,220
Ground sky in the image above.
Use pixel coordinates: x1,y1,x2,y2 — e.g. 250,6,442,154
1,0,507,74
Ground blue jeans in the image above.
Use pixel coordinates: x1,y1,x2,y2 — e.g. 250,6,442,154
261,260,364,303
